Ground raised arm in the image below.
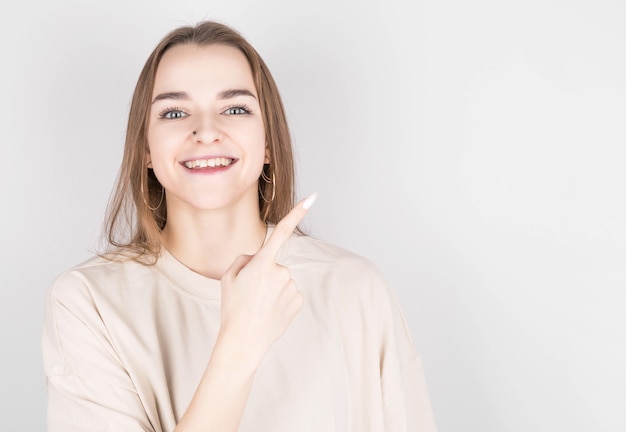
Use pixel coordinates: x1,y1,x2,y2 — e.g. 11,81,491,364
173,193,317,432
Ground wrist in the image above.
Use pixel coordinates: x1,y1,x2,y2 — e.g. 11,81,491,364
212,330,265,375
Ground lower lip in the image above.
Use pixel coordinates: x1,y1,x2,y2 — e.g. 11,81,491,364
181,161,237,174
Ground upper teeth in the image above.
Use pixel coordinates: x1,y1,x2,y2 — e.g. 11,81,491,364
184,158,234,169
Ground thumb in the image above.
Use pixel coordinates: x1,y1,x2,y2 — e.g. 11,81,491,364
221,254,254,283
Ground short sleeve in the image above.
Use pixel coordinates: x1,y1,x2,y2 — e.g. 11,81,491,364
42,271,157,432
374,271,438,432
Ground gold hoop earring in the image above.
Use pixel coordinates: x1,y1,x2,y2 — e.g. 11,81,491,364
261,167,272,184
259,166,276,203
146,185,164,211
141,166,164,211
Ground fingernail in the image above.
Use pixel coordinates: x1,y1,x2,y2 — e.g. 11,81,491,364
302,192,318,210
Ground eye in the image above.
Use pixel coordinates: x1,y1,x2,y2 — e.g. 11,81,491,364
223,105,251,115
158,107,188,119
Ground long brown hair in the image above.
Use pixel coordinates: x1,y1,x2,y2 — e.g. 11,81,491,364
104,21,296,262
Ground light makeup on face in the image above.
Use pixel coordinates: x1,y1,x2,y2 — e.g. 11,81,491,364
151,88,258,120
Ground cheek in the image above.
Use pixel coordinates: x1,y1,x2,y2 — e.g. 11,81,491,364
147,125,182,158
246,122,267,158
146,136,176,184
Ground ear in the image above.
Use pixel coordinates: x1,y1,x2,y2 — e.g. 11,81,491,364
145,151,152,168
264,144,270,164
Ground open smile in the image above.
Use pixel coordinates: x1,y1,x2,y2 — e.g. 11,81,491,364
182,157,237,169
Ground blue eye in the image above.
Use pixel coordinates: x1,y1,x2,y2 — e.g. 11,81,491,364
158,108,188,119
224,105,251,115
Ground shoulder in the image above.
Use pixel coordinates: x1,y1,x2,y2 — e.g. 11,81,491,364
285,234,419,357
42,255,156,391
46,253,155,308
285,233,385,279
283,233,391,305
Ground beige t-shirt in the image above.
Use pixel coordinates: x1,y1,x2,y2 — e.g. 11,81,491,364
42,233,437,431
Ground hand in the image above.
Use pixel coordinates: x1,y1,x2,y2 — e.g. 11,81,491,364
219,193,318,364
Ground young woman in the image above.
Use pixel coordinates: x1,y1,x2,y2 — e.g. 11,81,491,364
42,21,437,432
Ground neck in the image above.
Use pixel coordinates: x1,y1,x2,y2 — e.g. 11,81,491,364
161,196,267,280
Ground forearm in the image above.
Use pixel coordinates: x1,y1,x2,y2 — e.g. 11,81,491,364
175,199,311,431
174,333,262,432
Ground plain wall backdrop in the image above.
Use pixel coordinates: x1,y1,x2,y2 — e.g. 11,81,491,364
1,0,625,430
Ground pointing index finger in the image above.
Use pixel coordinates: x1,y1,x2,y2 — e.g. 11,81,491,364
262,192,318,260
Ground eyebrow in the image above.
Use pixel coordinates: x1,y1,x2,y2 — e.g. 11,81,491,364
151,88,257,104
152,91,189,104
218,89,257,100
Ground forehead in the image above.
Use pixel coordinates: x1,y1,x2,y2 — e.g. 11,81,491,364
153,43,256,95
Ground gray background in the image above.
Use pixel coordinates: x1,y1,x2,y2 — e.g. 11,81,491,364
2,0,625,430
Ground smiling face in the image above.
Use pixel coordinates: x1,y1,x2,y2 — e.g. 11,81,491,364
147,43,267,214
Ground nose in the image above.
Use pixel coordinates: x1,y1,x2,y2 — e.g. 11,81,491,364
192,115,224,143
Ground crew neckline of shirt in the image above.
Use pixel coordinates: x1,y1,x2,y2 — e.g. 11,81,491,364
154,225,275,301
